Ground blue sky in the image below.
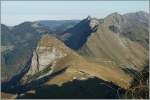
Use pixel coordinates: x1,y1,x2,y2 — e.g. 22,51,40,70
1,1,149,26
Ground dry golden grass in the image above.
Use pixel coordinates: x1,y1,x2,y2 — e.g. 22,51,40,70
46,51,132,89
46,67,92,86
76,61,132,89
1,92,17,99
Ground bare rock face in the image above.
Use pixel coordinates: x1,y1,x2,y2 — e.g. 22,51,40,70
79,12,149,71
87,16,99,29
21,35,72,84
26,47,66,76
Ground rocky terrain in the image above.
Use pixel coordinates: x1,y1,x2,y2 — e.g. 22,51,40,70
61,11,148,72
60,16,100,50
1,11,149,99
2,35,132,98
1,20,79,82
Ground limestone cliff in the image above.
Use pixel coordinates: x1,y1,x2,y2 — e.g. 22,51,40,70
20,35,132,89
20,35,73,84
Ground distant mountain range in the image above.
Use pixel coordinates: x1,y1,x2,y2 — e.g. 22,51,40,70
1,11,149,99
37,20,80,34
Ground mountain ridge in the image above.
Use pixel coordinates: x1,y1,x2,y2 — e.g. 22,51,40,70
1,11,149,99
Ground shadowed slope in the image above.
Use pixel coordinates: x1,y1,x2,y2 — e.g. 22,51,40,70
17,77,126,99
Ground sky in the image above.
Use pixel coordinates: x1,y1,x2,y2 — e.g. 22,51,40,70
1,1,149,26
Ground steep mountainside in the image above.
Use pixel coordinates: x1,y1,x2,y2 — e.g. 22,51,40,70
61,11,149,71
1,20,79,82
1,22,50,82
60,16,100,50
17,35,131,89
123,11,149,48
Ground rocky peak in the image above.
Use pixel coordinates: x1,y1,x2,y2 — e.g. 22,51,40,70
105,12,121,19
85,16,99,29
104,12,125,26
89,18,99,30
21,35,71,84
133,11,149,19
79,11,148,71
124,11,149,24
31,22,42,28
60,16,100,50
86,15,92,21
102,12,127,34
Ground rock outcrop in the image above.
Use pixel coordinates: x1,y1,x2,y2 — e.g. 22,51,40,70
60,16,100,50
1,20,79,83
19,35,132,89
20,35,74,84
77,12,149,71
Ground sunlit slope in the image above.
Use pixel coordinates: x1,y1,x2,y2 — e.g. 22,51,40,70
79,12,148,71
20,35,132,89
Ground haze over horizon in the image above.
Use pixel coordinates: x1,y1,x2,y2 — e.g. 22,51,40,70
2,1,149,26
